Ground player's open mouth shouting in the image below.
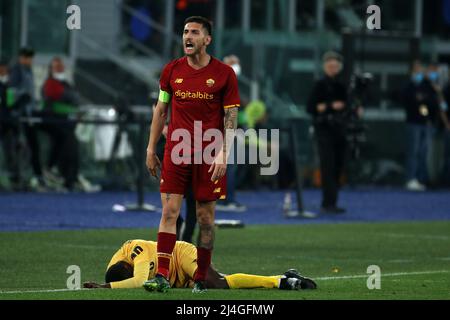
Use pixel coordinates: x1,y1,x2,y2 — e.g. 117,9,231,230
183,25,205,56
184,41,195,54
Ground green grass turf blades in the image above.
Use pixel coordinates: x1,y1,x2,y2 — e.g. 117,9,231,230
0,221,449,299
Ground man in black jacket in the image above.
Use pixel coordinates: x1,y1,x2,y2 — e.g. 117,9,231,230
402,61,439,191
307,51,348,214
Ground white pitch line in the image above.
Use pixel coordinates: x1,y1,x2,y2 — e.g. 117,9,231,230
1,270,449,294
315,270,450,281
0,288,89,294
382,233,450,241
437,257,450,261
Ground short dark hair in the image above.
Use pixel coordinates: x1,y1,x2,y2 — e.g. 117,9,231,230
184,16,213,35
19,47,35,58
322,51,343,63
105,261,133,283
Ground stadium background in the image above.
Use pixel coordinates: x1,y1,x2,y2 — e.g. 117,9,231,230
1,0,450,189
0,0,449,300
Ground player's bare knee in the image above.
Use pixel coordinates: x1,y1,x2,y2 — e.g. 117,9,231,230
161,204,179,224
197,214,214,226
196,208,214,225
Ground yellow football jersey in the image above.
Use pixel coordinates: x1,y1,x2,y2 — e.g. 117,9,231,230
107,240,198,289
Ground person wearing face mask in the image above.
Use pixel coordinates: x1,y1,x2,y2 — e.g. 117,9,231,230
401,61,440,191
425,63,450,186
426,63,450,130
0,59,21,190
41,57,81,191
307,51,348,214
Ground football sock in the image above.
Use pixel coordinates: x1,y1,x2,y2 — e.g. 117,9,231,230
194,247,212,282
224,274,282,289
156,232,176,279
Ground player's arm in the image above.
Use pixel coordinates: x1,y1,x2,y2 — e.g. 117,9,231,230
209,66,240,182
209,106,238,182
223,106,239,156
146,97,169,178
83,258,150,289
108,258,150,289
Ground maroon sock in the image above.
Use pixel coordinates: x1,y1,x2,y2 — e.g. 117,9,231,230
156,232,176,279
194,247,212,282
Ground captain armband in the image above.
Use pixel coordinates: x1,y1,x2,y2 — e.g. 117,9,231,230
159,90,171,103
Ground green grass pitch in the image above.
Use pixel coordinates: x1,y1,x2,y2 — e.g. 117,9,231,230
0,221,449,300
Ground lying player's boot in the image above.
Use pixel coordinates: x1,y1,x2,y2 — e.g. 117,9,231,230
283,269,317,289
279,276,302,290
143,274,170,293
192,281,207,293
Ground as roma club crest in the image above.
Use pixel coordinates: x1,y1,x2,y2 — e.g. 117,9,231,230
206,78,215,87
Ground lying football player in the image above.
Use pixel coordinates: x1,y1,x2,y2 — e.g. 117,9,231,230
83,239,317,292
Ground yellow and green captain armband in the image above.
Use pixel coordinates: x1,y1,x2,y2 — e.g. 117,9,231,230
6,88,16,108
158,90,171,103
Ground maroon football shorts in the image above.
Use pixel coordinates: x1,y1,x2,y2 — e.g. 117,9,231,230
159,150,227,202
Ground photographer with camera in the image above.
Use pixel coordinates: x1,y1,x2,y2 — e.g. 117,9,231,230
307,51,349,214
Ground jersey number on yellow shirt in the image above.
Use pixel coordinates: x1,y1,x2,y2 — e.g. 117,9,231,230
130,246,143,260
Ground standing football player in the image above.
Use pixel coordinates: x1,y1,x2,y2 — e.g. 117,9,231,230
145,16,240,293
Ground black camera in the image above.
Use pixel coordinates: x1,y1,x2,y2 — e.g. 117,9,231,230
345,72,373,160
349,72,373,105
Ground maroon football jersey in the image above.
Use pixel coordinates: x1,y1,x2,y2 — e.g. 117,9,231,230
159,56,240,157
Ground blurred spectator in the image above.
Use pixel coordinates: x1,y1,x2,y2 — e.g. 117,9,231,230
9,47,48,191
216,54,246,212
443,78,450,186
235,99,269,190
426,62,450,186
402,61,440,191
307,51,348,214
42,57,99,192
426,63,450,130
0,59,21,190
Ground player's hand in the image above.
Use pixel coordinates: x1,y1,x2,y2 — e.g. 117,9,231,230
146,150,161,178
162,125,168,138
209,151,227,182
316,103,326,113
83,282,109,289
332,101,345,111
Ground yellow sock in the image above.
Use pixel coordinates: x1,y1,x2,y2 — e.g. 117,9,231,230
224,273,281,289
